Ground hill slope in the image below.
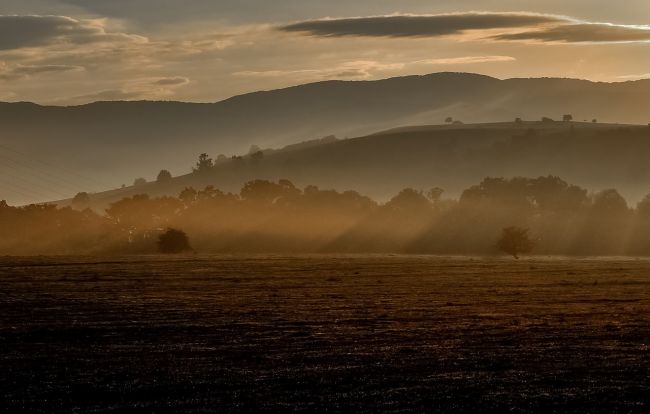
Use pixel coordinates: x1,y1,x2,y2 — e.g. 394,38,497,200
67,121,650,209
3,72,650,204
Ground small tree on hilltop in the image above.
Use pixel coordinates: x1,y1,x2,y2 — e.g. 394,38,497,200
133,177,147,186
563,114,573,122
497,226,535,259
72,192,91,209
445,117,453,124
157,228,192,254
193,153,213,174
157,169,172,183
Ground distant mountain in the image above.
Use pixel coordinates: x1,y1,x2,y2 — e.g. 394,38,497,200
62,121,650,209
2,72,650,204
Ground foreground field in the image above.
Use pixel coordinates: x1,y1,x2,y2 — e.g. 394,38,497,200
1,255,650,413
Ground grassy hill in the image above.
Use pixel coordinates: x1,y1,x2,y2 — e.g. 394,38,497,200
63,121,650,209
3,72,650,204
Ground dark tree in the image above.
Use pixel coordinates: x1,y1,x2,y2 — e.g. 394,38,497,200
563,114,573,122
541,117,554,123
250,151,264,165
157,169,172,183
445,117,453,124
72,192,91,209
497,227,534,259
179,187,197,204
193,153,213,174
426,187,444,203
157,228,192,253
133,177,147,186
515,117,523,124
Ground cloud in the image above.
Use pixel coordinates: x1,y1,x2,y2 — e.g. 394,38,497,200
154,76,190,86
0,15,146,50
492,23,650,43
233,56,514,82
616,73,650,80
65,89,146,103
280,12,564,38
280,12,650,44
234,60,405,80
57,75,192,104
0,63,84,80
414,56,516,65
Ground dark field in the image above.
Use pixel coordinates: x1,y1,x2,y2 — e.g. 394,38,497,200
2,256,650,413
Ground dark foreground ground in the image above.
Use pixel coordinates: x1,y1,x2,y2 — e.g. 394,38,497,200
1,255,650,413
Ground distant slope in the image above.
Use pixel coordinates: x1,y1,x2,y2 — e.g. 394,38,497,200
2,72,650,204
65,121,650,209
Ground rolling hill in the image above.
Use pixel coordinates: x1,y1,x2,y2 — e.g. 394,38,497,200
63,121,650,209
2,72,650,205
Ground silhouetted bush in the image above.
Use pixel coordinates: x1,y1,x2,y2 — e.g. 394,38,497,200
497,227,534,259
157,228,192,254
193,153,213,174
157,170,172,183
72,192,91,209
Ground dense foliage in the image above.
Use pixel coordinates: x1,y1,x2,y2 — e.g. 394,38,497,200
2,176,650,256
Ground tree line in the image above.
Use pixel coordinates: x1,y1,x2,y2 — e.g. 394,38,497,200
2,176,650,256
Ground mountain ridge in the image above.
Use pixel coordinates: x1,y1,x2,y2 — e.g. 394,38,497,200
2,72,650,205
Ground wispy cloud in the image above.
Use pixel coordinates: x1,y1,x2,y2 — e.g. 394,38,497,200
56,75,192,105
154,76,190,86
281,12,562,38
234,56,515,81
0,63,84,80
414,56,516,65
0,15,146,50
280,12,650,44
493,23,650,43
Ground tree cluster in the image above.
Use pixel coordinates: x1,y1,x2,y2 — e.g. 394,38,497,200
2,176,650,256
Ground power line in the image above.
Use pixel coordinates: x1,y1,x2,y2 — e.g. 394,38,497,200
0,169,72,199
0,143,112,189
0,153,92,194
0,179,55,203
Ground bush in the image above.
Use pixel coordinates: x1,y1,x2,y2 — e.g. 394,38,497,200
157,228,192,253
157,170,172,183
497,227,534,259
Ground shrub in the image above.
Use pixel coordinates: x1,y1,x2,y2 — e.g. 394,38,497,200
497,227,534,259
157,228,192,254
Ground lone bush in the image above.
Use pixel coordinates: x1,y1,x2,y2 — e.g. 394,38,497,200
157,228,192,253
497,226,534,259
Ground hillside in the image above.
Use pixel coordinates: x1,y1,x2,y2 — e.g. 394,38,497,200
65,121,650,209
2,72,650,205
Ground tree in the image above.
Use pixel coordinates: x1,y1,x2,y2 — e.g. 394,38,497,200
179,187,197,204
497,227,534,259
157,169,172,183
193,153,213,174
515,117,523,124
541,117,554,123
563,114,573,122
592,119,598,123
157,228,192,253
445,117,453,124
72,192,91,209
250,151,264,165
426,187,444,203
133,177,147,186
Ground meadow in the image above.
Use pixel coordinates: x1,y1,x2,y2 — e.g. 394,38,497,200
2,255,649,412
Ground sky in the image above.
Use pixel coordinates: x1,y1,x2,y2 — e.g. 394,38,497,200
1,0,650,105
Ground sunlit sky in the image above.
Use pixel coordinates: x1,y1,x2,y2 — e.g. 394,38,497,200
1,0,650,105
